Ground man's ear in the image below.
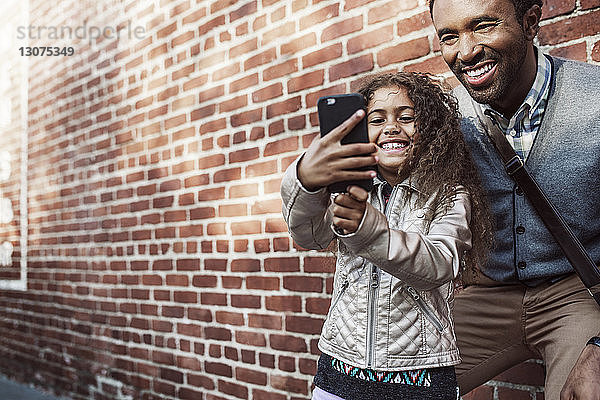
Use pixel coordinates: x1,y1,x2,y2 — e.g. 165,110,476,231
522,5,542,41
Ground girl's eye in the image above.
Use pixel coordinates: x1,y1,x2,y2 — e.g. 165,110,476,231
369,118,385,124
398,116,414,123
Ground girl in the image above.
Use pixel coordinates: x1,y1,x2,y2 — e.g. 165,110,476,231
280,72,492,399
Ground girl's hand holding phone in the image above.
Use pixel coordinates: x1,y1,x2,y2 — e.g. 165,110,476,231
297,110,377,192
331,185,369,235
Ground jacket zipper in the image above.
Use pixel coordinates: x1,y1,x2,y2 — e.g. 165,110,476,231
365,184,398,367
327,279,349,319
406,286,444,333
365,265,379,367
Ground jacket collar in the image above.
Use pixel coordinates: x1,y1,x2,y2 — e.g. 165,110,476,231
373,173,428,197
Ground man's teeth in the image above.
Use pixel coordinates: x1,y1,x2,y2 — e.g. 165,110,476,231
465,63,494,78
381,142,407,150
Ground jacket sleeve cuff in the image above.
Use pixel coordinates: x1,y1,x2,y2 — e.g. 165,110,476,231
336,202,386,250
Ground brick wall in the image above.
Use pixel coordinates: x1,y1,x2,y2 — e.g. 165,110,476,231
0,0,598,399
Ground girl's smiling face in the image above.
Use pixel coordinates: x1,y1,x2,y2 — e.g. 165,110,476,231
367,86,418,185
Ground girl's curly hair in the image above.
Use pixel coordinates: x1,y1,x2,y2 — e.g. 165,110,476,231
358,72,494,274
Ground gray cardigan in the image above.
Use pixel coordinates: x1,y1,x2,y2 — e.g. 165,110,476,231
455,55,600,284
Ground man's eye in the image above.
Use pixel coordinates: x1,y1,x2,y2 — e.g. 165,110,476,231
439,35,458,45
475,22,497,31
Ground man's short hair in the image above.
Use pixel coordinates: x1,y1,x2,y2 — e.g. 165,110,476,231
428,0,543,24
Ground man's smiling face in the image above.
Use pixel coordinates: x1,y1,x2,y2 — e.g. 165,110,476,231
432,0,532,113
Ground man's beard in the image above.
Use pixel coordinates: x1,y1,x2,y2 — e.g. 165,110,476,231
452,37,528,106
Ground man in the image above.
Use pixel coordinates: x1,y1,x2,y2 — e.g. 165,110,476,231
428,0,600,399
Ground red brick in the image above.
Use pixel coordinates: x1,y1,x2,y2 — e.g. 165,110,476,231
306,297,330,315
287,70,324,93
230,73,259,93
404,56,451,75
348,25,394,54
263,23,295,46
230,38,258,58
541,0,576,19
302,43,342,68
270,374,309,394
538,10,600,45
300,4,339,30
231,294,261,308
231,259,260,272
244,48,277,70
377,37,430,67
264,257,300,272
281,33,317,55
303,256,336,273
548,41,587,61
220,95,247,112
248,313,283,330
322,16,363,42
231,221,261,235
236,367,268,385
264,137,298,156
192,275,218,288
218,203,247,217
329,54,374,81
214,167,241,182
266,218,288,233
397,11,433,37
270,334,307,352
231,108,263,127
283,276,323,292
215,311,244,326
236,331,266,346
205,361,233,377
285,315,324,334
247,276,279,290
251,199,282,215
230,1,257,22
200,118,226,135
368,0,418,24
252,83,283,102
199,15,226,36
581,0,600,9
264,59,299,81
266,295,302,312
593,40,600,62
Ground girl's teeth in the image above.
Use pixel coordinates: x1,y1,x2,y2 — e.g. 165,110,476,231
382,142,407,150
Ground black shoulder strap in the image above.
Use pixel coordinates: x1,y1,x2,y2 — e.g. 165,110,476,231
472,101,600,306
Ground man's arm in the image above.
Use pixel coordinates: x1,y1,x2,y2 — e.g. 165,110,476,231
560,335,600,400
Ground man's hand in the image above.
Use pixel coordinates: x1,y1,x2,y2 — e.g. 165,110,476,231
297,110,377,191
332,185,369,235
560,344,600,400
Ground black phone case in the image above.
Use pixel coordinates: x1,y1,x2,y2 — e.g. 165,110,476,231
317,94,374,193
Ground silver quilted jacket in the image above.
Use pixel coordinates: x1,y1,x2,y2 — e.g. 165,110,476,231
281,158,472,371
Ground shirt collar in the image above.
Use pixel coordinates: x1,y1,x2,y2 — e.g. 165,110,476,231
482,48,552,125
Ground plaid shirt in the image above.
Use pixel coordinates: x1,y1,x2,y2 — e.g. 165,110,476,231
482,49,552,160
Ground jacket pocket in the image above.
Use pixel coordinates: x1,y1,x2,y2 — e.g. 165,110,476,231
328,279,349,319
406,286,445,333
323,279,350,340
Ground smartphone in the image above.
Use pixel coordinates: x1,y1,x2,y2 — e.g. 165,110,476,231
317,93,374,193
